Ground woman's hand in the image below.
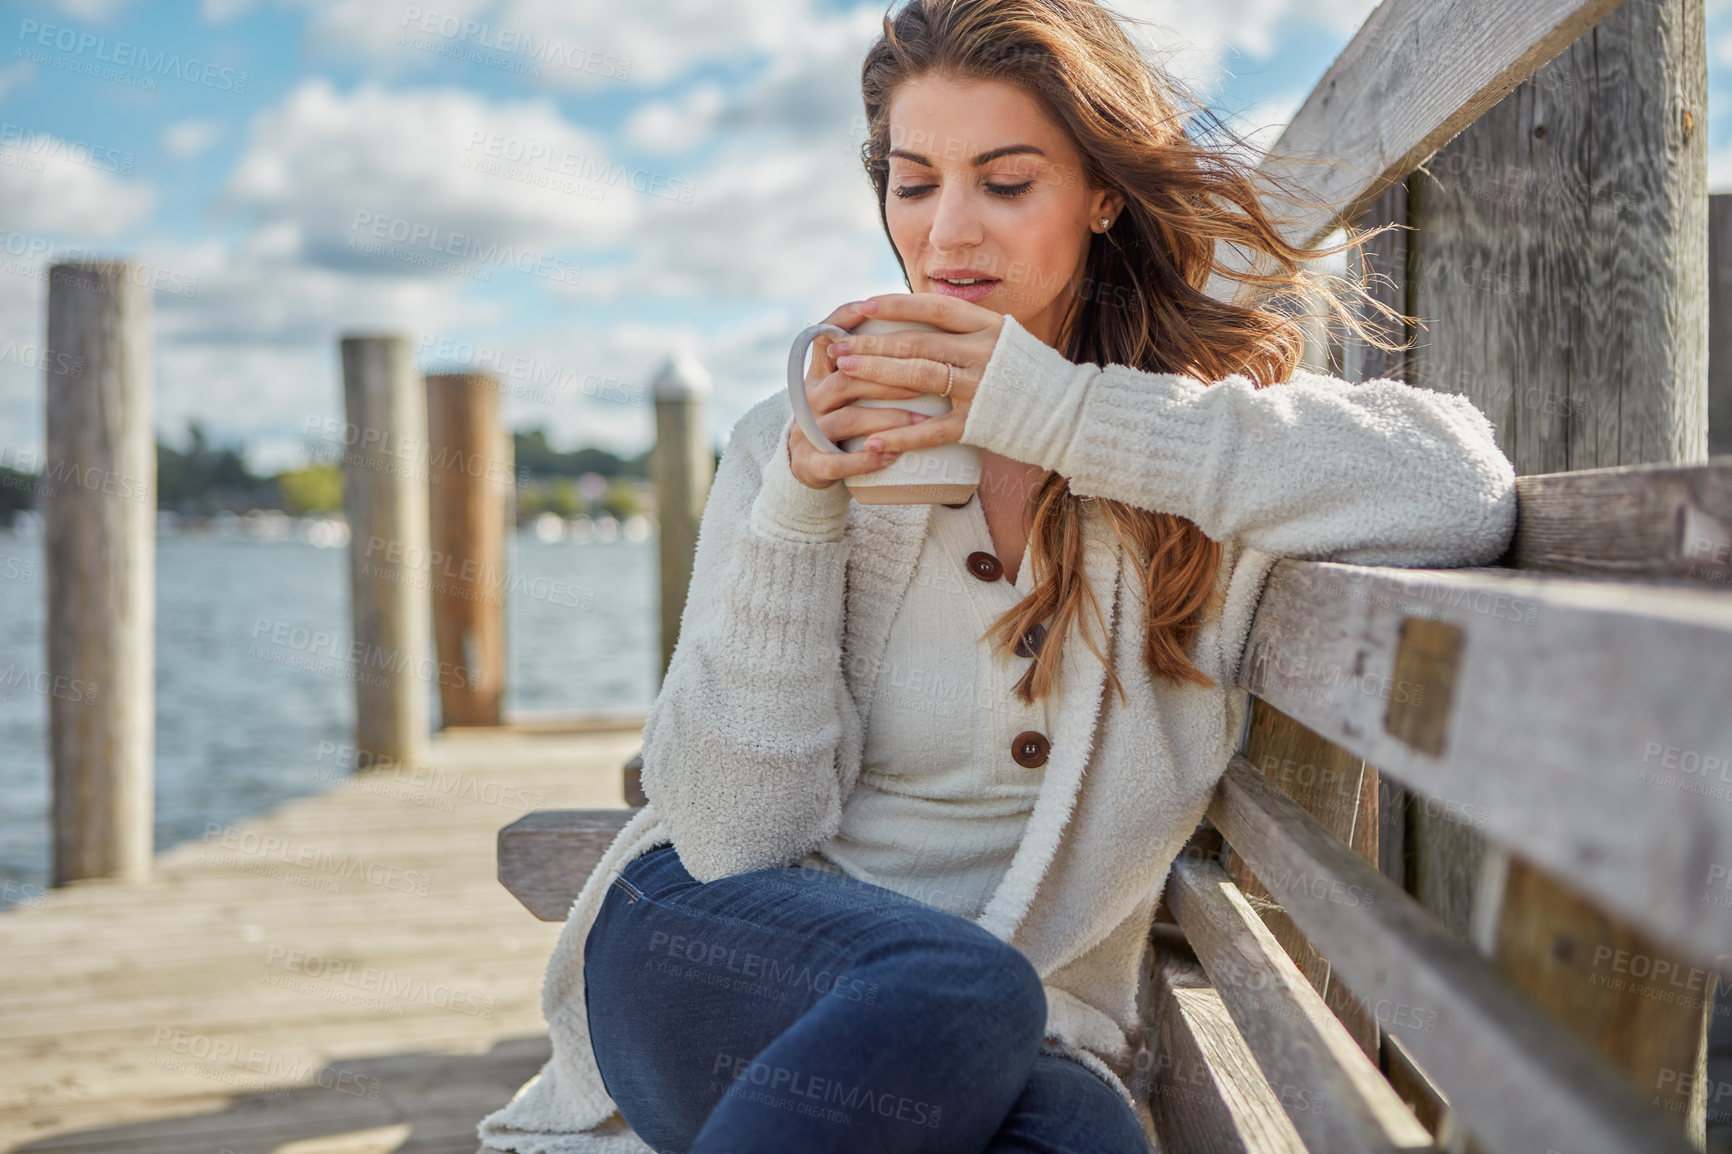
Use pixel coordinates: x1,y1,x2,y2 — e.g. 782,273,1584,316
788,299,930,490
826,292,1005,458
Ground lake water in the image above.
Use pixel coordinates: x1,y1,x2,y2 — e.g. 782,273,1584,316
0,529,658,909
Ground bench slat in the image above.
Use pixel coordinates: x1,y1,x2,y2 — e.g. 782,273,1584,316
1240,557,1732,965
1152,985,1309,1154
497,809,635,921
1210,758,1695,1154
1167,857,1432,1153
1234,700,1383,1059
1506,460,1732,583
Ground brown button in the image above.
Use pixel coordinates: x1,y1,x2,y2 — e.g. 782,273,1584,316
966,551,1003,582
1012,730,1051,769
1014,622,1048,659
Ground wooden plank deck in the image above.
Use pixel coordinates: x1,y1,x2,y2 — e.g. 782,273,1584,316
0,718,647,1154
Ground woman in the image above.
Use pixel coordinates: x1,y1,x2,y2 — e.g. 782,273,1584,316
479,0,1516,1151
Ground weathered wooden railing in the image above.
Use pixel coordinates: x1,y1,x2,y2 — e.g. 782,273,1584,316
495,0,1729,1149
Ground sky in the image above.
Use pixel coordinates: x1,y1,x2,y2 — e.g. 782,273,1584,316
2,0,1731,474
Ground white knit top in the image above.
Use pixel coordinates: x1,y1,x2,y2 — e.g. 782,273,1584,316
797,492,1054,919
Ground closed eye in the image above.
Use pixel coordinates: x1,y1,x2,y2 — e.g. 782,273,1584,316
891,181,1035,200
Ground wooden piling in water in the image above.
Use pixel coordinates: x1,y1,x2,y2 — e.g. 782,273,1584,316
426,372,507,727
43,261,155,886
340,335,430,770
649,348,713,687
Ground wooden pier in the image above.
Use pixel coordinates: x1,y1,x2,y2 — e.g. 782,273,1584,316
0,718,646,1154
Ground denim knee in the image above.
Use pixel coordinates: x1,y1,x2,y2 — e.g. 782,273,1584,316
859,921,1047,1052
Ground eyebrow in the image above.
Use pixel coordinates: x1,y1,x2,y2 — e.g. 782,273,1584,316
886,144,1047,166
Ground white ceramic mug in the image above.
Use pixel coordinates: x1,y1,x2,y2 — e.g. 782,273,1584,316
786,315,983,505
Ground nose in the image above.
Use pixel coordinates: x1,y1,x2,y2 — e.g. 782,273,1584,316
927,182,984,251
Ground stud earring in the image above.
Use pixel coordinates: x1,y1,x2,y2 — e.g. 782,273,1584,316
1099,217,1111,230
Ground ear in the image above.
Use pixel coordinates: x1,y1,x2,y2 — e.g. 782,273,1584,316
1091,186,1126,224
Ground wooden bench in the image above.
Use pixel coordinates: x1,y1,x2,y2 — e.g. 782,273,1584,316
498,0,1732,1148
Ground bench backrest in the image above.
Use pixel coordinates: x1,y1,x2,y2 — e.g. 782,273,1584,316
1164,0,1729,1148
1152,461,1732,1154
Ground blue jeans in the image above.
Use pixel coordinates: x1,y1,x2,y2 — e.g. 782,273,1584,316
583,844,1151,1154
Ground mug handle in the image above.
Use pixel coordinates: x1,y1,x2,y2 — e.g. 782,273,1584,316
787,322,852,454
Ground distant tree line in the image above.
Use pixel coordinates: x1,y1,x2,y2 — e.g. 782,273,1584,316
0,423,666,525
513,429,650,481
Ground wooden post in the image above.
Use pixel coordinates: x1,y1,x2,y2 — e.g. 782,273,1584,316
340,336,431,770
1396,0,1709,1141
425,372,506,727
44,262,154,886
649,347,713,688
1408,0,1707,470
1709,193,1732,457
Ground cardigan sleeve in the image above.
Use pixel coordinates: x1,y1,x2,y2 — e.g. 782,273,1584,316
638,397,858,882
959,313,1518,567
749,413,852,542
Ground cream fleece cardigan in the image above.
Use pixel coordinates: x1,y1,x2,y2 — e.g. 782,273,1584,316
477,313,1519,1153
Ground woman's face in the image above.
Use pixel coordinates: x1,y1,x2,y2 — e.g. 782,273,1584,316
883,73,1122,346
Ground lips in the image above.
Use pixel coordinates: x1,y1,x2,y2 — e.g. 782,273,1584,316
928,268,999,301
929,267,998,284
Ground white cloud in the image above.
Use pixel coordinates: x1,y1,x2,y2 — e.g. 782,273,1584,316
626,84,727,154
147,237,487,470
297,0,491,66
163,119,224,159
289,0,858,90
0,133,153,238
135,72,692,466
223,79,634,272
491,0,839,89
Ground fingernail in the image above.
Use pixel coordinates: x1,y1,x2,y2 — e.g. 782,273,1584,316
858,299,880,313
909,413,928,423
837,356,859,370
866,438,883,451
832,341,851,354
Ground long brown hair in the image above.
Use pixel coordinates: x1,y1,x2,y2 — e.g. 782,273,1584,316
859,0,1411,705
